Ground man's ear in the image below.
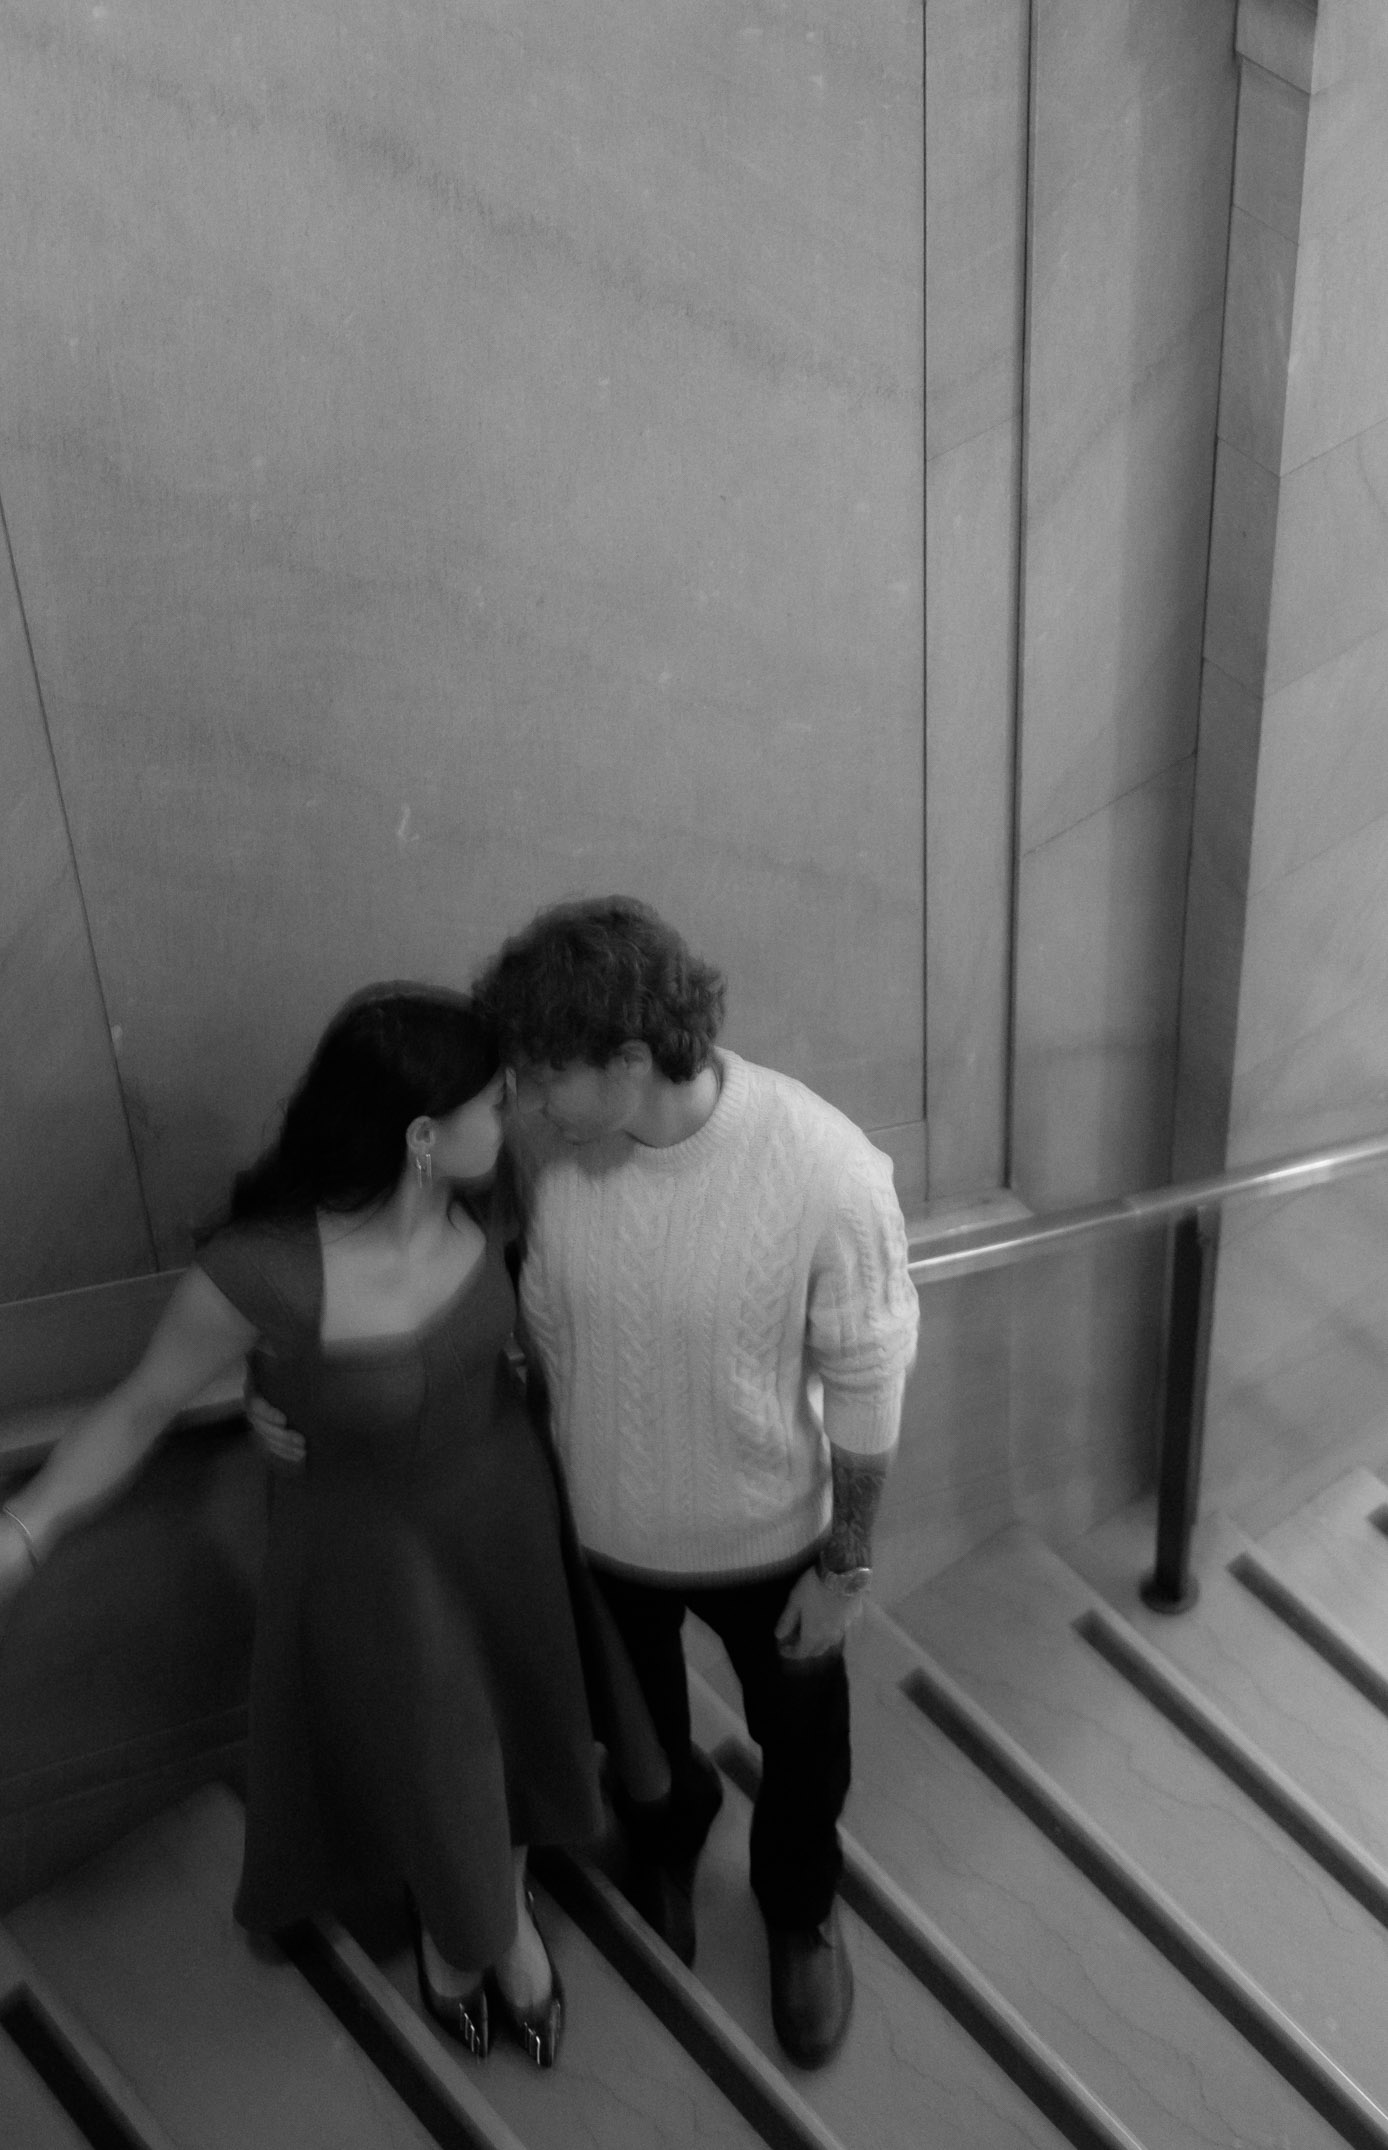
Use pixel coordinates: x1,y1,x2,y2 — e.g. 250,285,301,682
614,1041,654,1076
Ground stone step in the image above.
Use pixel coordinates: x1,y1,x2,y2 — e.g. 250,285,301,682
1259,1466,1388,1661
682,1679,1080,2150
1073,1498,1388,1870
890,1527,1388,2133
691,1611,1351,2150
373,1863,778,2150
11,1752,1067,2150
4,1785,483,2150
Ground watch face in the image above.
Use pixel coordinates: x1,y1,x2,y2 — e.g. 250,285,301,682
820,1564,872,1596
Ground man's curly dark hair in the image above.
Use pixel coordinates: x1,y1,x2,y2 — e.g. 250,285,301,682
474,897,726,1082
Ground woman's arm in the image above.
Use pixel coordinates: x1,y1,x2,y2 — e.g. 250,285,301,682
0,1267,257,1610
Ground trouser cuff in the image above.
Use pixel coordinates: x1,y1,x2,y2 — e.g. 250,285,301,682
614,1747,724,1866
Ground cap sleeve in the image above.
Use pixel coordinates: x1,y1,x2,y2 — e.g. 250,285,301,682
194,1223,314,1348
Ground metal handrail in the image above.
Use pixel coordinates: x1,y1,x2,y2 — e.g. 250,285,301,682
905,1126,1388,1616
907,1129,1388,1285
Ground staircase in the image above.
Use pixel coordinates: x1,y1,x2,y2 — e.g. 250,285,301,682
8,1468,1388,2150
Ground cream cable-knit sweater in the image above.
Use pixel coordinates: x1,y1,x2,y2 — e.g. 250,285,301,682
517,1049,920,1581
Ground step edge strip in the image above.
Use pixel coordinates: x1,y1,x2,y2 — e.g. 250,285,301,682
0,1926,182,2150
1230,1548,1388,1716
306,1919,531,2150
868,1604,1388,2150
687,1669,1149,2150
1076,1602,1388,1930
537,1844,850,2150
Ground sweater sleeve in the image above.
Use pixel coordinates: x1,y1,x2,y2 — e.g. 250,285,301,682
805,1138,920,1459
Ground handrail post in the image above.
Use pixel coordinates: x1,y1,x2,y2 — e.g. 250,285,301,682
1141,1206,1220,1613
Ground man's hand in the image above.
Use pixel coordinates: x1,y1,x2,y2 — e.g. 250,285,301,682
245,1390,307,1471
774,1567,862,1661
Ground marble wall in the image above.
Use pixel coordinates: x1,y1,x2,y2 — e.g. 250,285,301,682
0,0,924,1270
1185,0,1388,1527
3,0,1308,1600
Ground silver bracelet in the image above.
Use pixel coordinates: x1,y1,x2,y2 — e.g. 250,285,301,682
1,1504,40,1574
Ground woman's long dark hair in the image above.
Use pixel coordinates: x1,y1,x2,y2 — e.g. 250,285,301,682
225,984,500,1226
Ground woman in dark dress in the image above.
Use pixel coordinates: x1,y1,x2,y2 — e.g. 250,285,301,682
0,985,652,2066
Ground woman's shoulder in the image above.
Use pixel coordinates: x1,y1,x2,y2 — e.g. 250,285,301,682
195,1215,318,1335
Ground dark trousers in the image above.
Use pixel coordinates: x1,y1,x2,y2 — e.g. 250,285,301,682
591,1559,851,1931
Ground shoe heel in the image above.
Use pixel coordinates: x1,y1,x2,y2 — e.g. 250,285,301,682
490,1894,564,2068
411,1913,490,2058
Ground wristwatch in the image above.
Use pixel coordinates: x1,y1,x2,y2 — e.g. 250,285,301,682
814,1561,872,1598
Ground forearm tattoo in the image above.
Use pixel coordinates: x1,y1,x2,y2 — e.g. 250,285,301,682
823,1450,890,1570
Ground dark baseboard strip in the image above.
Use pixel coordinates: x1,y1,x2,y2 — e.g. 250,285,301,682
1,1991,147,2150
708,1727,1146,2150
1076,1604,1388,1932
1,1712,250,1817
894,1640,1388,2150
0,1968,180,2150
0,1398,247,1492
532,1846,848,2150
281,1921,524,2150
0,1271,243,1424
1230,1551,1388,1718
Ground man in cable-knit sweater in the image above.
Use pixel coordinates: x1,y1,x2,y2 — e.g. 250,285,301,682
477,896,919,2067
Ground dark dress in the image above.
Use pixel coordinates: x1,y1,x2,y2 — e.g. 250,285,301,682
196,1203,606,1965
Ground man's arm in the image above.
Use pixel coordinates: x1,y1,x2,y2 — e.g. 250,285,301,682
776,1140,918,1660
775,1447,891,1659
821,1446,890,1574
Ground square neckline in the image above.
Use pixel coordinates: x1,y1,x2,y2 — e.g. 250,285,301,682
311,1200,493,1357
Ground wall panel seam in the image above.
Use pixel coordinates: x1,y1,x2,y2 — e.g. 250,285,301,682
0,485,159,1269
1003,0,1037,1192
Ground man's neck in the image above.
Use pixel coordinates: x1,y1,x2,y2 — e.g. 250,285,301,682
627,1057,722,1148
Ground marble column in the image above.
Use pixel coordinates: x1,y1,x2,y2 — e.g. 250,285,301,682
1181,0,1388,1526
924,0,1028,1199
1007,0,1238,1534
884,2,1241,1599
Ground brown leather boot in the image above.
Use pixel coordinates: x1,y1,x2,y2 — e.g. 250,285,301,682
766,1902,854,2068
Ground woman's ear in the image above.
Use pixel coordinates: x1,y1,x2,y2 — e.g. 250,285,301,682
405,1114,435,1159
